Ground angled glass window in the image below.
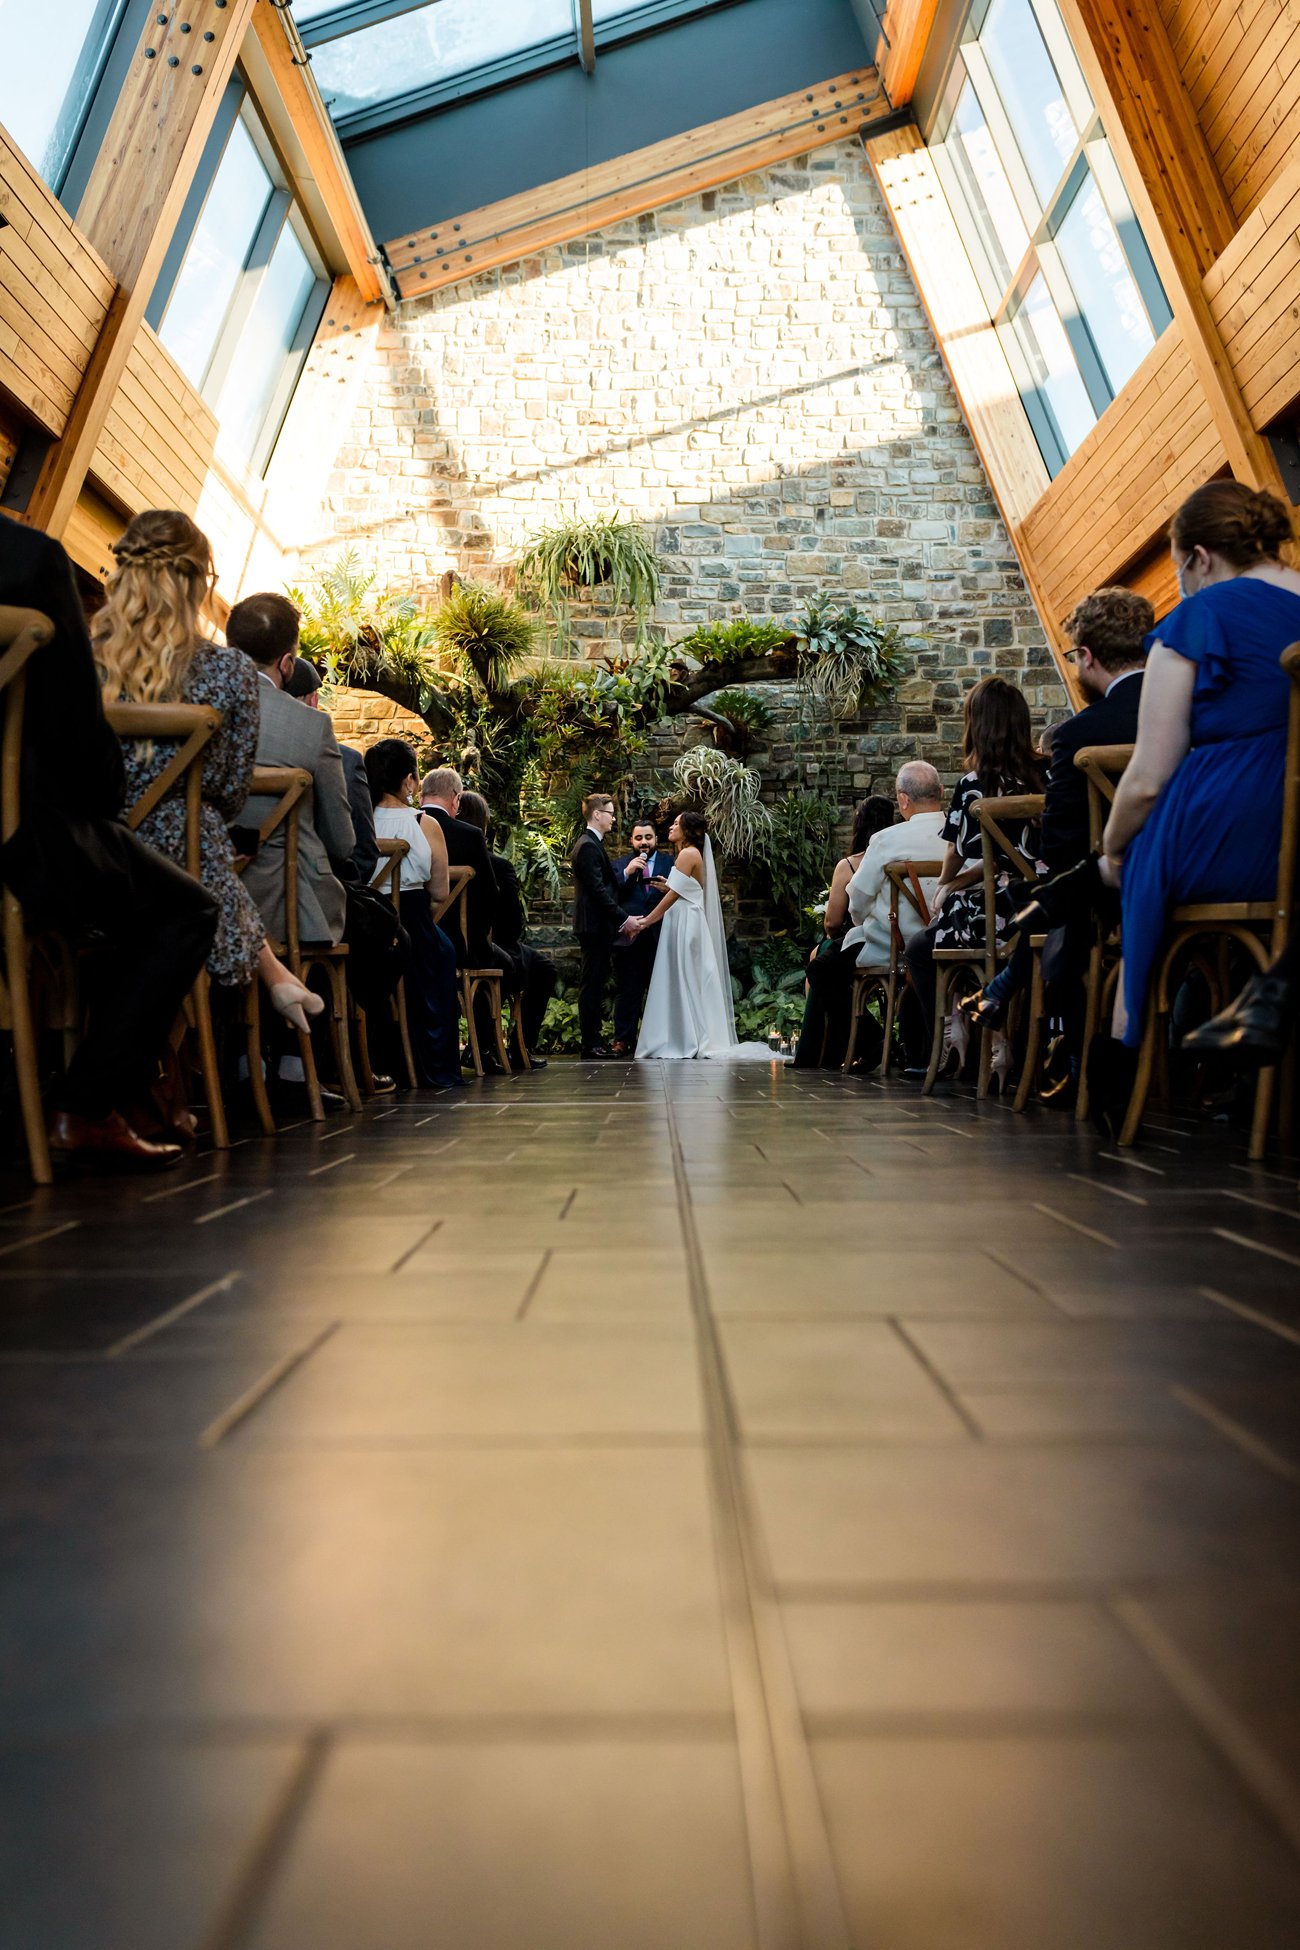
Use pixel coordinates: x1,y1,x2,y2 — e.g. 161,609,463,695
212,220,318,470
1053,166,1155,396
976,0,1081,207
0,0,129,190
310,0,574,115
1004,275,1095,465
158,118,275,386
944,79,1028,293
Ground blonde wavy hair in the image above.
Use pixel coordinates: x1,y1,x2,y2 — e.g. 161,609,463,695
92,510,216,703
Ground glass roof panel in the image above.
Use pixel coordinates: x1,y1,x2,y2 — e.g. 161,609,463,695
310,0,576,116
289,0,342,18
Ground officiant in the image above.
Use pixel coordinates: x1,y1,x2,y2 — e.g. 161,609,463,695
611,817,672,1054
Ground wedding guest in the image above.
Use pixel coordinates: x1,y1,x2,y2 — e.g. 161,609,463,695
366,739,462,1089
1088,482,1300,1132
0,511,217,1169
905,677,1043,1088
612,816,673,1054
420,766,517,1073
457,791,555,1069
92,511,323,1036
791,794,897,1070
570,792,638,1058
284,655,380,883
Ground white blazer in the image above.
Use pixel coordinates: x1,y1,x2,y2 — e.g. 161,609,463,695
842,810,947,966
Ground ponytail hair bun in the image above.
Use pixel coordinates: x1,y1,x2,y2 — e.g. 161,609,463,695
1171,480,1294,568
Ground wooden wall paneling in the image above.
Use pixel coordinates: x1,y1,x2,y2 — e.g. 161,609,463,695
24,0,257,537
63,482,128,582
386,70,887,298
1205,155,1300,430
873,0,941,104
861,125,1076,693
1058,0,1284,496
246,4,391,307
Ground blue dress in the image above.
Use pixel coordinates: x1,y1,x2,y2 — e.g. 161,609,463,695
1120,580,1300,1045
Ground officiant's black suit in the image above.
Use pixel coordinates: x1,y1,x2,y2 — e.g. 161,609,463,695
570,827,632,1052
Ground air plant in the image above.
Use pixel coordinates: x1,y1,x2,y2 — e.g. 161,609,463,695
672,744,772,859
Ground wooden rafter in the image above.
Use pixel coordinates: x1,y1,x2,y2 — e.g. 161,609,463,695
384,68,887,299
874,0,940,107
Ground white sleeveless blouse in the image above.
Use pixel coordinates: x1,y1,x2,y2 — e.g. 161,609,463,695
372,805,432,892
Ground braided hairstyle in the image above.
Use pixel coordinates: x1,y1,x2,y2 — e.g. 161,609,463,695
92,510,214,704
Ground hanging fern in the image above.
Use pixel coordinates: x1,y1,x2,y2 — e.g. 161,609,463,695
518,512,662,649
433,582,536,694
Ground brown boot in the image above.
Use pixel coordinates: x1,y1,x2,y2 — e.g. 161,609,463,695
48,1109,183,1172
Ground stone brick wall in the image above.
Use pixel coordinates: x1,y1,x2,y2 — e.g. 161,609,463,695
304,133,1067,915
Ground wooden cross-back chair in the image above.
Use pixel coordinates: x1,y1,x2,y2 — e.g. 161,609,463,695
431,864,513,1076
250,763,361,1119
233,764,312,1131
0,605,56,1182
842,858,942,1075
365,836,418,1092
1070,743,1133,1125
922,795,1043,1099
105,700,229,1149
1118,644,1300,1158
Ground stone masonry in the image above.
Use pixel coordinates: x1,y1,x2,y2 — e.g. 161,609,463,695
302,134,1066,828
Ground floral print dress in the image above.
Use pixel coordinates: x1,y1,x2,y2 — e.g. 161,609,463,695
116,642,264,987
932,771,1044,953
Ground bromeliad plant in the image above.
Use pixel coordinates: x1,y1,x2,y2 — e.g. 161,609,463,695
795,599,908,717
674,617,794,666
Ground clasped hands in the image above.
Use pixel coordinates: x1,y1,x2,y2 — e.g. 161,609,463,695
621,914,655,937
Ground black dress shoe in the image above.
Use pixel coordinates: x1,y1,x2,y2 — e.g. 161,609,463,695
1182,974,1294,1062
273,1082,348,1115
48,1108,182,1172
581,1044,615,1059
518,1054,547,1071
370,1073,397,1095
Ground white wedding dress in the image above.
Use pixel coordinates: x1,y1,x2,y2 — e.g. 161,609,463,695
636,840,774,1061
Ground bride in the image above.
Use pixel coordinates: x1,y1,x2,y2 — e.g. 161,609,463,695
632,812,773,1061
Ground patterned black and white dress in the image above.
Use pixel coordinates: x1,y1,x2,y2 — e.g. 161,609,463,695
115,642,264,987
931,770,1044,954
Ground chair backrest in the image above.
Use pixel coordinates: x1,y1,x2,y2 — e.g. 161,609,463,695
0,606,54,850
884,858,944,965
432,862,474,935
976,794,1044,974
1276,644,1300,954
1072,743,1134,853
244,764,312,961
374,835,409,910
104,700,222,878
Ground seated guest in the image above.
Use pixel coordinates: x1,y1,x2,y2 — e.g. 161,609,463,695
419,766,518,1073
91,511,322,1036
365,739,462,1089
457,791,556,1069
791,794,899,1070
339,742,380,884
905,677,1044,1088
963,589,1151,1062
1089,481,1300,1132
0,511,218,1169
612,815,674,1054
224,594,354,951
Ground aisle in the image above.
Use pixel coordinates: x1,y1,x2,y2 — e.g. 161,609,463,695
4,1063,1300,1948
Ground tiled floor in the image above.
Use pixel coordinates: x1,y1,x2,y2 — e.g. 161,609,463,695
3,1061,1300,1949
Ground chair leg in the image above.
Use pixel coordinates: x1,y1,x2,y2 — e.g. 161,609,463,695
243,983,277,1137
190,968,230,1149
975,980,994,1100
1013,951,1045,1115
881,973,897,1078
489,985,512,1073
1119,1006,1160,1147
393,982,419,1090
511,1000,530,1070
3,899,51,1184
324,964,362,1112
1249,1063,1277,1162
1075,939,1105,1126
352,1000,377,1097
841,989,859,1073
922,965,951,1097
462,975,485,1077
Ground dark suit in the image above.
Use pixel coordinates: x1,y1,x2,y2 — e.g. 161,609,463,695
570,827,631,1050
1040,668,1144,871
0,512,217,1119
423,802,517,1060
339,745,379,883
613,848,670,1046
491,850,557,1053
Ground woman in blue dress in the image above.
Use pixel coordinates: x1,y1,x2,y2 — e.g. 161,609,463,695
1092,481,1300,1122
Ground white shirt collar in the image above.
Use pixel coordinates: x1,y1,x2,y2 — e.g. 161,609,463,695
1105,667,1142,697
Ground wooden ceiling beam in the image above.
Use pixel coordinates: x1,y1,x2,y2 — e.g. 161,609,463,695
385,68,887,299
247,1,393,308
25,0,257,536
873,0,940,107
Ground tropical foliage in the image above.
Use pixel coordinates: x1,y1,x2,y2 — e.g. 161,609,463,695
289,551,442,712
693,686,774,756
796,598,909,717
675,616,793,664
671,745,772,858
517,512,662,650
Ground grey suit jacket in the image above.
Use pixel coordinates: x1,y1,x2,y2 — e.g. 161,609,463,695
237,676,354,947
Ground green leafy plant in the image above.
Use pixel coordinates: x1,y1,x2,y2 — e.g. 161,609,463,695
505,825,564,903
432,582,536,693
518,512,662,649
535,988,584,1054
675,617,793,664
288,550,442,711
732,945,808,1043
672,744,773,858
694,686,775,757
795,599,907,717
759,790,841,927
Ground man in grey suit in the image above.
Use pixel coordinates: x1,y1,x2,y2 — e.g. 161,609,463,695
225,594,354,949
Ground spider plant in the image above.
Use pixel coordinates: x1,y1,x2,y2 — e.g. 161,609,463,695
432,581,536,695
672,744,772,859
518,512,662,649
795,600,908,717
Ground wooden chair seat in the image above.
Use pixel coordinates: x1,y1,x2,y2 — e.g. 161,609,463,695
430,866,514,1077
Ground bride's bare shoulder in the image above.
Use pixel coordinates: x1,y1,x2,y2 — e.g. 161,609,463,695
675,846,704,877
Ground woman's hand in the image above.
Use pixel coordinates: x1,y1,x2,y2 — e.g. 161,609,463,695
930,884,952,919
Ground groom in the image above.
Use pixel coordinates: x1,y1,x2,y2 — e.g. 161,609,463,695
570,793,639,1059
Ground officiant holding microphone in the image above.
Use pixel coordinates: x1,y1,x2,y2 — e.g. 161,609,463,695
611,817,672,1054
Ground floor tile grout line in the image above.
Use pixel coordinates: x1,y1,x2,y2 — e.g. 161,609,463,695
515,1249,552,1322
141,1170,225,1204
195,1324,340,1450
887,1318,985,1439
1109,1595,1300,1862
0,1220,79,1258
1097,1151,1165,1176
388,1219,443,1273
1199,1285,1300,1347
306,1153,357,1175
104,1272,243,1359
1222,1190,1300,1219
1066,1172,1147,1206
1212,1227,1300,1270
1031,1202,1120,1249
194,1191,275,1228
664,1084,849,1950
1170,1384,1300,1486
196,1729,334,1950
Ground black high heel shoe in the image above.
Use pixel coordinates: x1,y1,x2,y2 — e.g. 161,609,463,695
1084,1034,1139,1142
1011,855,1102,933
959,985,1008,1030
